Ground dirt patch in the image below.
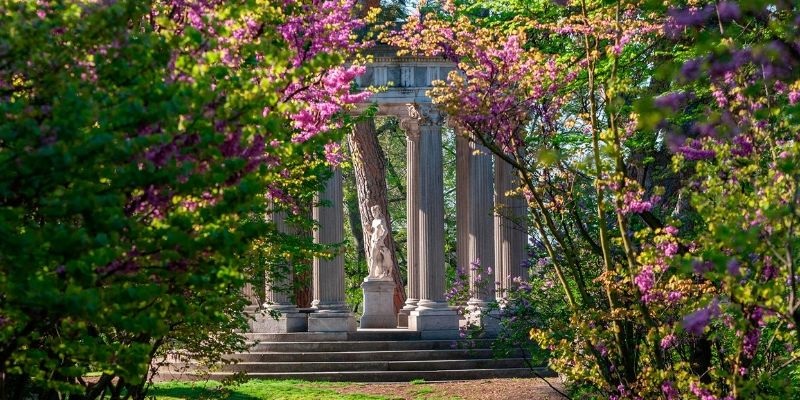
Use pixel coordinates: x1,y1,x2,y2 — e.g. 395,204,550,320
331,378,566,400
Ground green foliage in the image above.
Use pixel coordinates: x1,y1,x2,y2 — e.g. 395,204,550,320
0,0,355,398
149,380,387,400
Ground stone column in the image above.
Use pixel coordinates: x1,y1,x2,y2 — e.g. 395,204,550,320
454,131,498,335
252,210,307,333
309,168,356,332
408,104,459,339
466,138,498,328
455,134,470,275
397,116,421,328
494,155,529,297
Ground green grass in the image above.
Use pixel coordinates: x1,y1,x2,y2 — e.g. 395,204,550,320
411,387,434,396
149,380,389,400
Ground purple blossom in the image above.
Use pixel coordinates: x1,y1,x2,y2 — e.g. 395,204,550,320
763,256,777,281
681,59,702,81
692,259,713,275
682,299,721,335
677,139,716,161
716,2,741,22
654,91,693,111
731,135,753,157
749,307,765,326
742,329,760,359
667,5,714,29
594,342,609,357
726,259,741,276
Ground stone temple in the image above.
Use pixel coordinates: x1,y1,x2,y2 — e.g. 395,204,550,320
246,45,529,340
160,46,544,383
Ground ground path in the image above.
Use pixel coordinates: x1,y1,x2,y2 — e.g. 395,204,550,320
330,378,566,400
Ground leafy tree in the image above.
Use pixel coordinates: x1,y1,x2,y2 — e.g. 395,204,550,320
0,0,368,398
386,0,800,398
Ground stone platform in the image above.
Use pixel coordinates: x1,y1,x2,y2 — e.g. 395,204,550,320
157,329,554,382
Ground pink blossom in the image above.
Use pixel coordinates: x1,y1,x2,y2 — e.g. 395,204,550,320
660,334,677,349
689,382,718,400
662,381,679,400
323,142,345,166
635,266,655,299
667,291,683,304
789,90,800,105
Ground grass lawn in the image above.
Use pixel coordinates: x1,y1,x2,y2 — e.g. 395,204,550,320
149,380,389,400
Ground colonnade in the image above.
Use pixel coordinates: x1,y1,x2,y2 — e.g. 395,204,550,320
259,103,528,338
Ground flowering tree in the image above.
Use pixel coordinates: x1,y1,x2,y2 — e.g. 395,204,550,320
387,0,799,398
0,0,368,398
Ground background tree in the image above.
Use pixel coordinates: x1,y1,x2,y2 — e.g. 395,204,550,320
348,118,406,311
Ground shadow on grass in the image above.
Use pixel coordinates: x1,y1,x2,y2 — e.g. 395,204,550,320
148,382,259,400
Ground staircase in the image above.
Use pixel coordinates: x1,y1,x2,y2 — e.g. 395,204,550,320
164,330,553,382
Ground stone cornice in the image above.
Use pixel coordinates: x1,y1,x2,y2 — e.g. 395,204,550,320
371,57,455,65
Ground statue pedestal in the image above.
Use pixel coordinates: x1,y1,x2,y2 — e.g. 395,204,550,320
360,278,397,328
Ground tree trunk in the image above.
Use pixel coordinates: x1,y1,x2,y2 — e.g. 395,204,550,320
349,118,406,313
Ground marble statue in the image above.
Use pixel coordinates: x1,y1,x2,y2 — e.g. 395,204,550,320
367,205,392,280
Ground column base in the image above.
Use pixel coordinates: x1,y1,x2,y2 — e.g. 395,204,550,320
409,306,459,339
466,303,501,338
250,309,307,333
360,279,397,328
308,311,356,332
397,298,419,328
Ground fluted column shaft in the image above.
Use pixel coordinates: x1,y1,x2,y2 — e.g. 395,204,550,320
466,139,495,305
402,120,421,311
494,156,529,294
312,168,348,311
416,118,447,309
265,210,297,311
455,135,470,275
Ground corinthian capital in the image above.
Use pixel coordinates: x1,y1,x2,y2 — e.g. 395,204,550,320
406,102,443,127
399,116,421,139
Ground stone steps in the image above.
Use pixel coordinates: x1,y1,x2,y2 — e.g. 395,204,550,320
200,368,552,382
216,358,528,373
226,348,499,362
158,331,553,382
246,339,490,352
